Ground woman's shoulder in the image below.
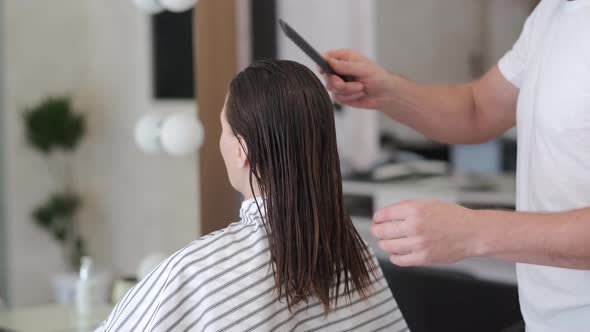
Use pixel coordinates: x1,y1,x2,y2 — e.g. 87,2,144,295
180,221,265,258
168,221,268,278
98,222,270,331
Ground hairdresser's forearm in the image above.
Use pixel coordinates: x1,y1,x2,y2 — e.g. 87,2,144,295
376,67,517,145
474,208,590,269
378,76,480,143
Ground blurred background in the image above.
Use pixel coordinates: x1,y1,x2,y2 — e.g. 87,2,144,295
0,0,536,331
0,0,200,308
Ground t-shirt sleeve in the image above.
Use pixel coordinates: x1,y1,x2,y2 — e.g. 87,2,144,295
498,6,539,89
578,16,590,74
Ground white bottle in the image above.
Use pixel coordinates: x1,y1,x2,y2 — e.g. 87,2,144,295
76,256,98,317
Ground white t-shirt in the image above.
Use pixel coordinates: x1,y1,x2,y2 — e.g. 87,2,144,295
498,0,590,331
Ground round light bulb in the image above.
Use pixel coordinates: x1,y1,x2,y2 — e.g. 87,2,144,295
160,111,204,156
159,0,197,12
134,112,166,154
132,0,165,14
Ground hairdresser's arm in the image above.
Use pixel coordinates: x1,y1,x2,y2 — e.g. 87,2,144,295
323,49,517,145
370,200,590,270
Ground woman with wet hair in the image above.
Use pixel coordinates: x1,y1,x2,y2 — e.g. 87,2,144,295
97,60,407,332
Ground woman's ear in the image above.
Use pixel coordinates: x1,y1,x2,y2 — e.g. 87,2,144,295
236,137,249,169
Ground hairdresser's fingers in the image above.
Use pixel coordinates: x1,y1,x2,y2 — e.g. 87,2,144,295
370,220,407,240
326,75,364,95
324,76,336,92
325,75,360,95
326,57,371,79
323,74,343,92
331,76,364,93
333,91,365,104
389,251,432,267
373,200,415,224
344,100,372,110
323,49,365,62
378,238,415,255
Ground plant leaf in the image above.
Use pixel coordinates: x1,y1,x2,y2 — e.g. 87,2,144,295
23,96,86,153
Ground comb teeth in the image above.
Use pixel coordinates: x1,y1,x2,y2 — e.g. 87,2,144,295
278,18,345,113
278,19,335,75
279,19,287,30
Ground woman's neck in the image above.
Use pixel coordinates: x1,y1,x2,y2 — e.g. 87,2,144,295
241,181,262,200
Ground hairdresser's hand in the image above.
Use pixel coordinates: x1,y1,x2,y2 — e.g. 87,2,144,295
322,49,394,110
370,200,483,266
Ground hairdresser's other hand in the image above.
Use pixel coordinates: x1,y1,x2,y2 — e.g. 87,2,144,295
370,200,483,266
322,49,394,110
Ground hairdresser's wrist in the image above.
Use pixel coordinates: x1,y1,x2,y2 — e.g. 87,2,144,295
468,209,514,258
375,72,405,114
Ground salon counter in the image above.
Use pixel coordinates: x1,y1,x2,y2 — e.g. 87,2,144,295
0,304,112,332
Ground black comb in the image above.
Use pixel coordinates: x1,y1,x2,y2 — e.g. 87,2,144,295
279,19,351,112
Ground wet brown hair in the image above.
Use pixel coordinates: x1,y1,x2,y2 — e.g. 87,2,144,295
225,60,374,313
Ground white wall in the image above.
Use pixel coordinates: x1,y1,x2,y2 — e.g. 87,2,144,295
375,0,483,146
487,0,535,66
278,0,381,172
375,0,485,84
2,0,199,306
0,0,8,305
374,0,531,145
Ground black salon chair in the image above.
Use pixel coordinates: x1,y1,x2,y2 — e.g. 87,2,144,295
379,260,524,332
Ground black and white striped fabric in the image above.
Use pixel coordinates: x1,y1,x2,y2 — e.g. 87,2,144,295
96,198,408,331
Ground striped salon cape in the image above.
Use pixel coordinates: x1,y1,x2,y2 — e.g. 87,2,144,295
96,198,408,331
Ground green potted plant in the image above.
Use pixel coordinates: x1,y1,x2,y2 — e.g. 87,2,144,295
23,97,87,272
